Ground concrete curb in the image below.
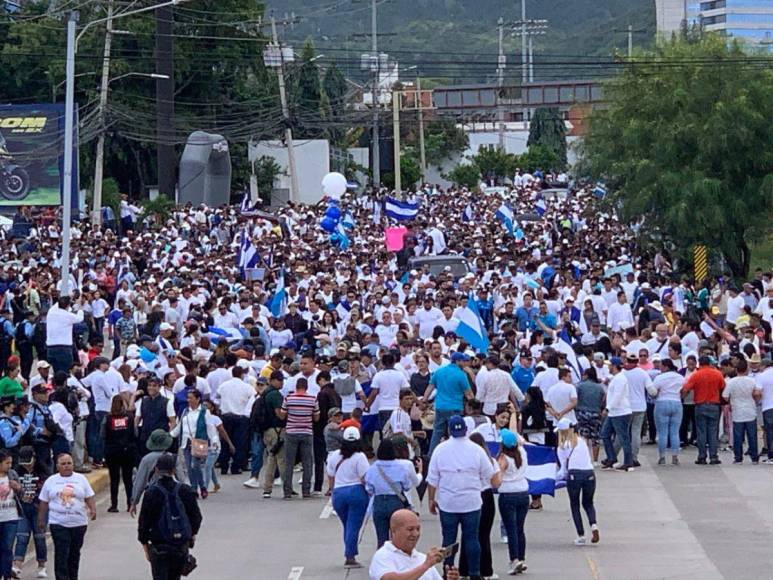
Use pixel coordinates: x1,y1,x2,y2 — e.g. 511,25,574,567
85,468,110,495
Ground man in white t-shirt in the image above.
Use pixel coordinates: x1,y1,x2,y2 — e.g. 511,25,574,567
546,368,578,425
368,353,410,429
722,359,761,464
756,364,773,464
415,298,444,341
369,510,458,580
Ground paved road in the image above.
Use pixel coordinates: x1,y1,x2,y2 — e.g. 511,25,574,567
28,445,773,580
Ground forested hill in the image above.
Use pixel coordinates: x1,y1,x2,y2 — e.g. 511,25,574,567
269,0,656,84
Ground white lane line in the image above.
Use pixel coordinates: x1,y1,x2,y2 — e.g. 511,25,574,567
319,499,335,519
586,556,600,580
287,566,304,580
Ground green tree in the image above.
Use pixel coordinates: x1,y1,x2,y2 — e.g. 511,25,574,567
518,144,560,173
293,40,324,139
252,156,282,204
445,163,481,189
383,147,422,190
322,63,348,146
527,107,567,170
472,147,517,183
422,120,469,166
580,35,773,278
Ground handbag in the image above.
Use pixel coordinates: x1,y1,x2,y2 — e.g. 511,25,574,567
186,412,209,459
181,553,198,576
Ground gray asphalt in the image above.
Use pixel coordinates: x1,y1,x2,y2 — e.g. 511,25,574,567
25,444,773,580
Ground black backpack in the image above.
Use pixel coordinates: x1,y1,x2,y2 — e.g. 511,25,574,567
249,392,271,433
152,482,192,546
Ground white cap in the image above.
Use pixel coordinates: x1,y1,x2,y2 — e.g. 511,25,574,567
343,426,361,442
159,322,174,331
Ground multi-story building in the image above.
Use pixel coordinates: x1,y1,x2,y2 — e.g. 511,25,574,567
656,0,773,47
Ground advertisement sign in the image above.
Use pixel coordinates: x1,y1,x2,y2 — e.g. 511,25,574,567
0,103,78,207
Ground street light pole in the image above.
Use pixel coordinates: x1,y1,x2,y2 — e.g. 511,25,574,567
371,0,380,187
60,10,78,295
271,16,299,203
392,86,400,192
92,0,114,225
416,74,426,180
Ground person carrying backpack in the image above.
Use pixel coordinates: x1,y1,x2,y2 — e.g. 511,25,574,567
243,376,269,489
138,453,202,580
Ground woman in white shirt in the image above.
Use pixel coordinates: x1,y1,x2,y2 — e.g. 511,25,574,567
646,359,684,465
496,428,530,575
170,389,216,499
202,400,236,495
325,427,370,570
556,418,599,546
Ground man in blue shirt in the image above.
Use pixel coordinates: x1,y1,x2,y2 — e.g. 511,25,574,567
511,351,535,394
515,293,539,332
425,352,473,456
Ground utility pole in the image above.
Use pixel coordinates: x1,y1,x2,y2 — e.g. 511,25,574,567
60,10,77,295
416,74,426,180
392,86,400,192
497,17,505,149
628,24,633,58
528,35,534,82
155,2,175,200
512,18,547,125
521,0,527,130
270,16,299,203
92,0,113,225
371,0,380,187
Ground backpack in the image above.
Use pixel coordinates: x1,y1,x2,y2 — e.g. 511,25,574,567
152,482,192,546
31,321,46,346
249,393,270,433
64,387,81,420
333,376,356,397
14,323,30,346
174,388,192,418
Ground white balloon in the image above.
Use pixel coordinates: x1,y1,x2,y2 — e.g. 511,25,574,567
322,172,347,199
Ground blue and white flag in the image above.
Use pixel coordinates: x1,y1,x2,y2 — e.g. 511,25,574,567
462,203,474,223
455,293,489,354
205,326,243,343
269,269,288,318
495,203,515,237
514,227,525,242
342,210,356,230
240,191,254,213
593,184,607,198
525,445,559,496
238,230,261,275
535,198,547,216
555,328,582,383
333,222,351,250
385,197,420,221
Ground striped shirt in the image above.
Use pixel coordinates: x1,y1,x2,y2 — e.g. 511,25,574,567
282,393,319,435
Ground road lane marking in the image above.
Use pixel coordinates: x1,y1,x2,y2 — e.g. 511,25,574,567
287,566,303,580
586,556,600,580
320,499,335,519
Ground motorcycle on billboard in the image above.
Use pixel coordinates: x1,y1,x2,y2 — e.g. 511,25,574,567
0,131,31,200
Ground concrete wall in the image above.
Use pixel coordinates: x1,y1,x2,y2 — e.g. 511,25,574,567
249,139,330,205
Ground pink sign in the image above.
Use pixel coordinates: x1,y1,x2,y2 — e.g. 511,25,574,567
385,227,408,252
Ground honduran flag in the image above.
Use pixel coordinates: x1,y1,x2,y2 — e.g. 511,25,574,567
525,444,560,495
462,203,474,222
593,184,607,198
455,293,489,354
495,203,515,237
269,269,288,318
385,197,420,221
535,198,547,216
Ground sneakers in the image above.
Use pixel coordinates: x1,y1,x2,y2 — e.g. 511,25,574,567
508,559,526,574
657,457,666,465
11,567,20,579
615,464,634,472
591,524,600,544
243,477,261,489
37,568,48,579
262,491,271,499
573,537,588,546
632,460,642,467
311,490,323,497
344,559,363,569
709,458,722,465
601,460,615,470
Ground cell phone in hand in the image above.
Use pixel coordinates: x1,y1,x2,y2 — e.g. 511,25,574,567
439,542,459,561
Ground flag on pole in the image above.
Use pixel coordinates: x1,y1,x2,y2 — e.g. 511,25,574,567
455,293,490,354
269,269,288,318
240,191,251,213
535,198,547,216
385,197,420,221
495,203,515,237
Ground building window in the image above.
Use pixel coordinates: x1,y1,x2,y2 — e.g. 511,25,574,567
575,86,589,102
559,86,574,102
544,87,559,103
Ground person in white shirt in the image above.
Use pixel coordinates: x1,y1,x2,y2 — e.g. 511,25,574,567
600,357,634,471
645,359,684,465
216,366,255,476
368,354,410,430
722,359,761,464
374,311,399,347
46,297,84,374
555,418,600,547
725,287,745,326
606,291,634,333
619,353,652,466
494,427,529,574
415,298,444,341
427,416,497,579
369,509,459,580
756,365,773,464
546,369,578,425
476,356,525,417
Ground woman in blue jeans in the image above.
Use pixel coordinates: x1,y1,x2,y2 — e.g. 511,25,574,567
325,428,370,569
497,428,530,575
12,447,47,578
0,451,21,580
170,389,214,499
364,438,419,548
647,360,685,465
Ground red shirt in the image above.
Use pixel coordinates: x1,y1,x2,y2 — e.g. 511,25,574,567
683,366,725,404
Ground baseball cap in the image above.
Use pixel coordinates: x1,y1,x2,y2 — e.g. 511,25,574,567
342,426,361,441
592,352,605,361
451,352,470,363
500,428,518,448
327,407,343,419
36,360,50,369
610,356,623,367
159,322,173,332
337,359,350,372
448,415,467,437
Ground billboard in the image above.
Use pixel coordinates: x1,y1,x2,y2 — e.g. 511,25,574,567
0,103,78,207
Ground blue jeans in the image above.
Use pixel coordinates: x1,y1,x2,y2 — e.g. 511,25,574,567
332,484,369,559
184,445,206,492
250,432,265,477
46,345,73,376
654,400,683,457
218,414,249,474
372,495,405,548
14,501,46,563
601,414,633,466
88,411,107,463
203,447,220,490
695,403,720,461
0,520,17,578
498,492,529,562
732,420,758,462
429,409,462,457
566,470,596,537
764,410,773,460
439,509,481,574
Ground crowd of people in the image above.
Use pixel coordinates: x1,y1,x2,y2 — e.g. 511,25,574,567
0,175,769,579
